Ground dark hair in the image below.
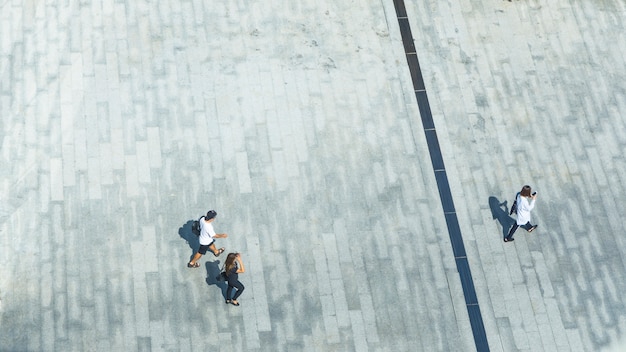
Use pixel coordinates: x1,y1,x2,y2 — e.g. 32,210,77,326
520,185,532,197
225,253,238,273
206,210,217,220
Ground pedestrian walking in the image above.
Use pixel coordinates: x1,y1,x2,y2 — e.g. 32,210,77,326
188,210,228,268
224,252,245,306
505,185,538,242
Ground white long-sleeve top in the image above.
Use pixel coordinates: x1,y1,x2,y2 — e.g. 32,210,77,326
516,194,536,225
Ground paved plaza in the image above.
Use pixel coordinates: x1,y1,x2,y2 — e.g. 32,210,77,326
2,0,626,351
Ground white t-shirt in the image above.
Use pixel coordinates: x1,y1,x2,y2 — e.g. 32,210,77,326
199,219,217,245
516,194,535,225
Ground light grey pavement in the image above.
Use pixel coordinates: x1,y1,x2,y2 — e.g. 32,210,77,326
1,0,626,351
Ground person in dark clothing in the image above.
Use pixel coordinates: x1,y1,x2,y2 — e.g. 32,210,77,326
224,252,245,306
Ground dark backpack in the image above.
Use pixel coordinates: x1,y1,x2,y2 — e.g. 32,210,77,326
509,193,520,215
192,216,204,236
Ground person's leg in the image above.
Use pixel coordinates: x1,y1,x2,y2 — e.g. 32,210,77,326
209,242,225,257
188,252,202,267
226,285,234,303
231,280,245,303
189,245,208,267
525,222,538,232
505,223,519,241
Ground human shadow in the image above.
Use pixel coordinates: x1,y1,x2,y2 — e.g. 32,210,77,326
488,196,517,240
205,260,228,300
179,220,200,262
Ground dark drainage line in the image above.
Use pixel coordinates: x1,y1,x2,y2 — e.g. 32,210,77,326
391,1,490,351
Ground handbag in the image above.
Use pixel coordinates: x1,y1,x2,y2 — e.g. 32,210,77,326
509,193,519,215
216,270,227,281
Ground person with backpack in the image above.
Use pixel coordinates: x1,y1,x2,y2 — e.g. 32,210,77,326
505,185,538,242
224,252,245,306
187,210,228,268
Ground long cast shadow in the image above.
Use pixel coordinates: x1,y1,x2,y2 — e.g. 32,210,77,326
205,261,228,300
488,196,516,240
178,220,199,262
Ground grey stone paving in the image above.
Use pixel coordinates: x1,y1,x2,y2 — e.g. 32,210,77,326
1,0,626,351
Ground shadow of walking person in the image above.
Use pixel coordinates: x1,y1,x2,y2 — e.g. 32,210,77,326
179,220,200,262
488,196,517,240
205,260,228,301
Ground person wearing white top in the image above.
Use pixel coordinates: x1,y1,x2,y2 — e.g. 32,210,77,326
188,210,228,268
505,185,538,242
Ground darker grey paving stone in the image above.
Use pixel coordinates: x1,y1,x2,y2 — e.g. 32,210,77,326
393,0,408,18
54,339,73,352
147,272,164,321
435,170,455,214
258,331,279,350
406,54,426,91
137,336,152,352
467,304,489,351
424,130,445,171
456,258,478,305
283,342,306,352
445,213,466,258
341,266,362,311
398,19,416,54
415,91,435,130
0,312,30,351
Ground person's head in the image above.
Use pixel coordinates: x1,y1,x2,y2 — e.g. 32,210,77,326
225,252,239,271
520,185,532,197
206,210,217,221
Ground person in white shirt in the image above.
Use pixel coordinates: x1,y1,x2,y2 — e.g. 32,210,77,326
188,210,228,268
505,185,538,242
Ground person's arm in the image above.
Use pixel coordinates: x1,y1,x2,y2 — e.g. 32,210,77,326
215,233,228,238
528,194,537,210
236,255,245,273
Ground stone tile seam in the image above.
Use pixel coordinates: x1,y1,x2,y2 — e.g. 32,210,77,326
391,0,490,351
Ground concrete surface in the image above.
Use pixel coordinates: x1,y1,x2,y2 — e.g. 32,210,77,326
1,0,626,351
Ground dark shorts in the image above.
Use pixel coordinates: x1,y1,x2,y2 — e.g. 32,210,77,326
198,241,214,255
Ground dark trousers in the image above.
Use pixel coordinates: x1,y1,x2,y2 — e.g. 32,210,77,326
506,222,532,240
227,280,245,300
